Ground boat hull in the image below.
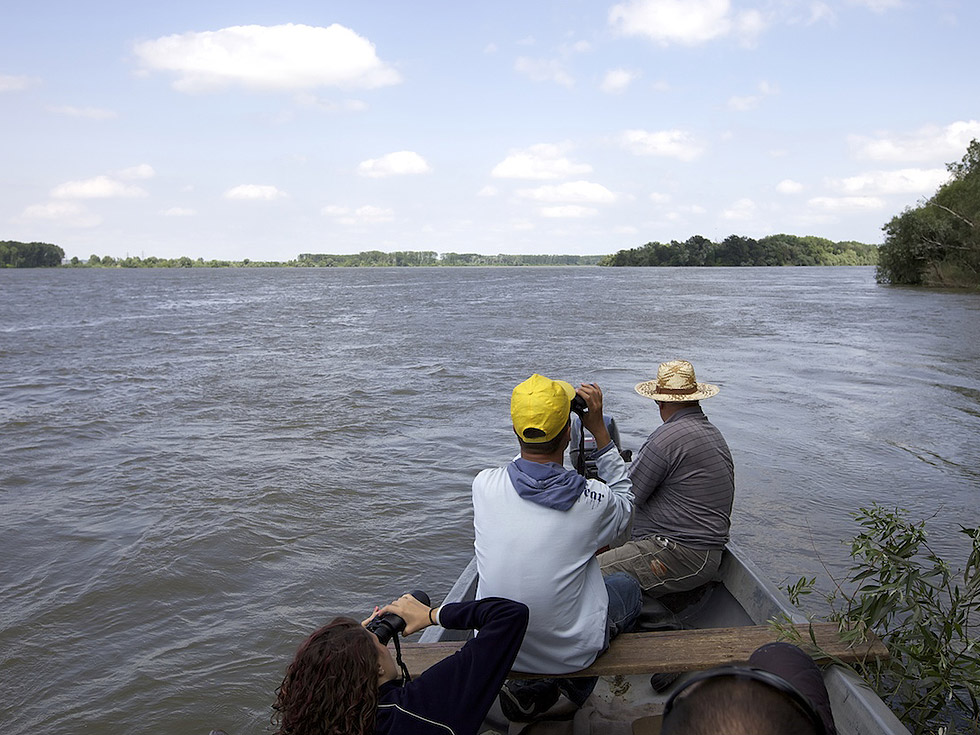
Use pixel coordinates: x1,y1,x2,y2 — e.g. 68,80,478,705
421,541,909,735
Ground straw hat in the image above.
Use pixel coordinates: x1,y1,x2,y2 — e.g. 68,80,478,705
635,360,720,402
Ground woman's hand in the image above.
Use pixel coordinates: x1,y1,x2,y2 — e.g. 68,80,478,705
364,594,438,636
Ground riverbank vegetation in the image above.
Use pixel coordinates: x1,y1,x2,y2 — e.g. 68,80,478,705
0,240,65,268
599,234,878,267
876,140,980,288
779,505,980,735
295,251,605,266
2,249,604,268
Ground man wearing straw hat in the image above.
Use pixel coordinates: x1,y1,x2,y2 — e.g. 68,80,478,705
599,360,734,597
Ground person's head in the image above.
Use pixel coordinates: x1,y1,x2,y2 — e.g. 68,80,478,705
273,617,397,735
661,666,825,735
511,373,575,457
634,360,718,421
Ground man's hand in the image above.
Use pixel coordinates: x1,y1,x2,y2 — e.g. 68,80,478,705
576,383,612,449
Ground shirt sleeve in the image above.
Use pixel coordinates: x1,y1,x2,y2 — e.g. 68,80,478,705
391,597,529,735
592,444,635,547
629,434,669,505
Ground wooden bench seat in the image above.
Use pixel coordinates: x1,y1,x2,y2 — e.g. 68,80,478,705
399,623,888,679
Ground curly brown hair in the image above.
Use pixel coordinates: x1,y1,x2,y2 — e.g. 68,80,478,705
272,617,379,735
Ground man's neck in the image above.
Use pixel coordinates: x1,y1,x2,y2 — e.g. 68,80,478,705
519,449,565,465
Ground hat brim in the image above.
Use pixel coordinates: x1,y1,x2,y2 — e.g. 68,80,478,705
634,381,720,401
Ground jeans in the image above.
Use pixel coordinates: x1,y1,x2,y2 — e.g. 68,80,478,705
556,572,643,706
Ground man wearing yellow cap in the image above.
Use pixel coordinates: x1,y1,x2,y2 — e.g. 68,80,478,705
472,374,640,720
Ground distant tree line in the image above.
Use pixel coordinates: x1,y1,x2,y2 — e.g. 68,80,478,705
295,251,604,266
1,241,65,267
77,254,280,268
599,234,878,267
876,139,979,288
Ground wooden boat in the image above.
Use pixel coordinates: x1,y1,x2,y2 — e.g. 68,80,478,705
416,540,910,735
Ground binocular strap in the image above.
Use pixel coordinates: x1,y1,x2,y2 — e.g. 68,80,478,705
391,632,413,683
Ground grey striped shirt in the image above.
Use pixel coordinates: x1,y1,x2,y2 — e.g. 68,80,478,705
629,405,734,550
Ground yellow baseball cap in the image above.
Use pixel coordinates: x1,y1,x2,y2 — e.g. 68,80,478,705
511,373,576,443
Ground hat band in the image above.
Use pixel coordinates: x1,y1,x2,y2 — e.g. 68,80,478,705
656,385,698,395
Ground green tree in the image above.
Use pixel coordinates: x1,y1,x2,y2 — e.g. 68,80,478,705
0,240,64,267
877,139,980,287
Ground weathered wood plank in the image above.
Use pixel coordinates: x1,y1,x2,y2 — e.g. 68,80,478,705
398,623,888,678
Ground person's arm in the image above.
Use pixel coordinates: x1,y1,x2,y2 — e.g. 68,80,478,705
592,448,634,548
390,597,529,735
628,434,669,505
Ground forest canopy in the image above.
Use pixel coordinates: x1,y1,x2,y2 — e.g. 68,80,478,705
875,139,980,288
599,234,877,267
0,241,65,268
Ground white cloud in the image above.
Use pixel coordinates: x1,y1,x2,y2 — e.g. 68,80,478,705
849,0,903,12
649,192,671,203
224,184,286,201
516,180,617,204
321,204,394,224
48,105,117,120
294,94,369,113
514,57,574,88
117,164,155,180
0,74,34,92
776,179,804,194
849,120,980,163
133,23,401,94
829,168,949,195
540,205,597,218
807,3,836,23
601,68,639,94
491,143,592,180
619,129,705,161
727,80,778,111
162,207,196,216
808,196,886,212
20,201,101,227
609,0,767,46
722,197,757,220
352,205,394,221
728,95,759,112
52,175,148,199
477,185,498,197
356,150,431,178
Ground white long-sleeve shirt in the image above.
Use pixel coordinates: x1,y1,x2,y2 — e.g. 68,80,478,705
472,446,633,674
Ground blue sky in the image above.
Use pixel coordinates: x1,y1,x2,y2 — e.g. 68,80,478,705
2,0,977,262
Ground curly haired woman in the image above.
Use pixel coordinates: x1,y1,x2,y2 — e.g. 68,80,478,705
273,593,528,735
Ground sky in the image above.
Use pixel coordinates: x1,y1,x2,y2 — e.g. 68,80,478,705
1,0,978,262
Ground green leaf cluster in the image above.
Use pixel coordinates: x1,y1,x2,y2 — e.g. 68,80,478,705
877,139,980,288
0,240,65,267
600,234,878,267
780,505,980,735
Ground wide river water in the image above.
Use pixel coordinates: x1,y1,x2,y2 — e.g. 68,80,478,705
1,266,978,734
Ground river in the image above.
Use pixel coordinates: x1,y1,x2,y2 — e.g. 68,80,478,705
1,265,978,734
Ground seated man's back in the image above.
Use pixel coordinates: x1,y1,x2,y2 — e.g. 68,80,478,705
473,374,635,674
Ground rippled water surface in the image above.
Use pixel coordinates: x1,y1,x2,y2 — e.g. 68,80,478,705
1,266,978,734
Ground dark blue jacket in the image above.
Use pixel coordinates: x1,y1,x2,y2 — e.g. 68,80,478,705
376,597,529,735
